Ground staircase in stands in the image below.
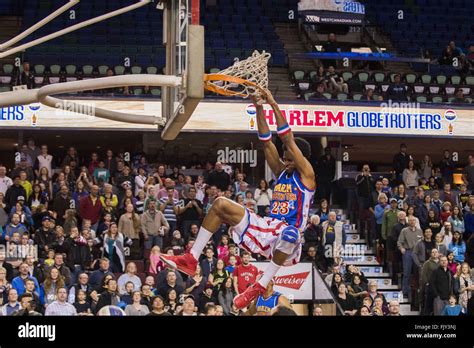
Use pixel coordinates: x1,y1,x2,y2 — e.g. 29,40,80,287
333,207,419,315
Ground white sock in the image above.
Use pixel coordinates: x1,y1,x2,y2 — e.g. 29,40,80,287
190,226,213,260
258,261,281,288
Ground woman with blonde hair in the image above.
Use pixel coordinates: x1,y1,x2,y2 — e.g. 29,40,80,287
0,266,11,306
458,262,474,312
118,203,142,259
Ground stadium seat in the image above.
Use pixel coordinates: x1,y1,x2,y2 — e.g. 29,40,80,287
404,73,417,84
352,93,363,101
420,74,432,84
34,64,45,75
357,72,369,83
416,95,428,103
150,88,161,96
49,64,61,75
65,64,77,76
98,65,109,75
450,75,461,85
322,92,332,100
431,95,444,103
82,65,94,75
131,66,142,74
373,72,386,83
2,64,14,74
342,71,353,81
146,66,158,74
114,65,126,75
337,93,348,101
436,75,447,84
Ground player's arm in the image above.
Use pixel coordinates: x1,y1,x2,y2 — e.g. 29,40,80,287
278,295,292,308
265,91,315,190
243,301,257,316
252,95,285,177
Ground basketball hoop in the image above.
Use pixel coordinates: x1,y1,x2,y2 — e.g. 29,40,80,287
203,50,271,98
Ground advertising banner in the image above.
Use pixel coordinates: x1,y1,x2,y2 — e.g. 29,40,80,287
0,100,472,138
253,261,333,301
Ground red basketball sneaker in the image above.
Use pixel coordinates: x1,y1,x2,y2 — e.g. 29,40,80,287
159,253,198,276
233,282,266,309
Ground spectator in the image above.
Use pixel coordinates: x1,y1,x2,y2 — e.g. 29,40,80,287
45,253,72,287
435,232,448,256
381,198,400,246
44,287,77,316
303,215,322,253
253,179,272,217
337,283,357,316
316,147,336,201
13,292,43,316
393,144,412,182
325,66,348,93
321,212,346,269
439,45,454,65
4,176,27,211
159,187,180,235
68,273,91,304
426,209,441,236
217,277,235,315
420,248,440,315
147,295,171,316
449,41,464,57
322,33,340,67
439,150,455,186
0,166,13,196
207,162,230,192
464,204,474,240
374,193,389,242
462,156,474,191
158,270,184,298
412,228,435,270
441,295,463,316
0,288,20,315
124,291,150,316
419,155,433,180
117,262,142,295
3,213,28,244
458,262,473,313
458,185,470,211
100,223,131,273
94,278,120,313
367,280,387,306
386,74,408,102
208,259,231,293
200,247,217,279
41,267,66,307
449,231,466,264
17,61,35,89
141,198,169,250
179,187,203,239
72,289,92,316
79,185,102,231
88,258,113,292
452,88,465,104
118,204,141,259
233,251,258,295
402,160,419,189
398,215,423,296
315,199,330,224
431,255,454,315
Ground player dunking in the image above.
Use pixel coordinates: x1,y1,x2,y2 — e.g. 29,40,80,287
160,91,316,309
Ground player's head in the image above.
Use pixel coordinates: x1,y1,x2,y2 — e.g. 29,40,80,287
281,137,311,174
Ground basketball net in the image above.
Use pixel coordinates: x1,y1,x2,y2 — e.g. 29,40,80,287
203,50,271,98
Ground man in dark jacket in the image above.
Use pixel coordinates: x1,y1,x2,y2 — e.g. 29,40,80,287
386,74,408,102
388,211,407,283
4,176,26,211
52,185,72,226
33,216,56,259
63,227,90,283
207,162,230,191
316,147,336,201
430,255,454,315
88,258,114,292
393,143,411,183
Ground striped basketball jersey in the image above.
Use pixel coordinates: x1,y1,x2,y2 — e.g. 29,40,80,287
269,170,315,229
256,292,281,315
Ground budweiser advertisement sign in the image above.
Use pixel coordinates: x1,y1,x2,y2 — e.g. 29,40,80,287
274,272,310,290
253,262,332,301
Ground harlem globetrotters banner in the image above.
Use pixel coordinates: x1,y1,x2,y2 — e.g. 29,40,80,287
298,0,366,25
253,261,333,301
0,100,472,138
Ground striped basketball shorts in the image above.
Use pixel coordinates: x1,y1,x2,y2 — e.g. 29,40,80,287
231,209,302,266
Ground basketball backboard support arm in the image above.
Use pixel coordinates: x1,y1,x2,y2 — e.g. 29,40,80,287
161,24,204,140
